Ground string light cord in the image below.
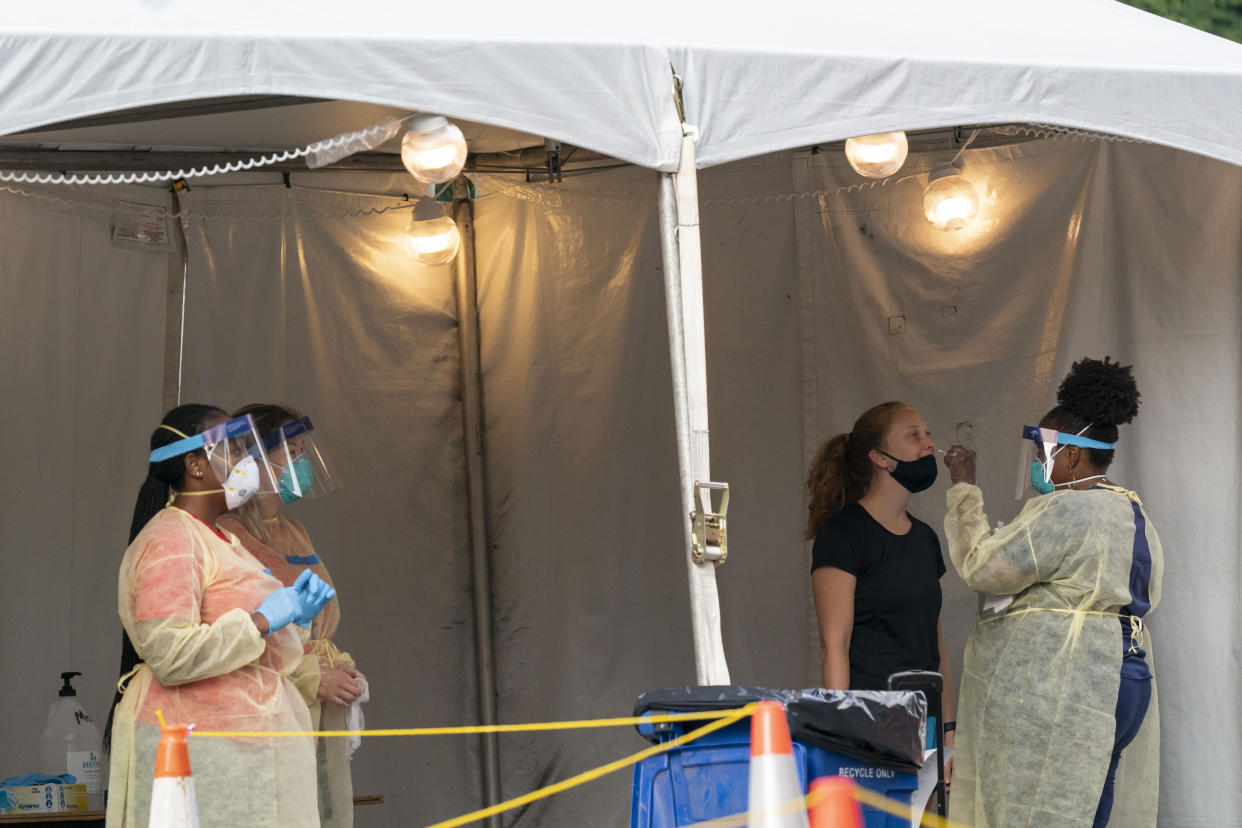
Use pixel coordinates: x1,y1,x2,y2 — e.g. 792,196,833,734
0,119,408,187
950,129,982,166
988,123,1141,144
0,125,1127,216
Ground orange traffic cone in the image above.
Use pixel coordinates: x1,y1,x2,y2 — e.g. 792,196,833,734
747,700,809,828
806,776,863,828
148,716,199,828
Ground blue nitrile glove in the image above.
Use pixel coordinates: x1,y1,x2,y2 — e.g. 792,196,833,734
293,570,336,627
255,571,314,636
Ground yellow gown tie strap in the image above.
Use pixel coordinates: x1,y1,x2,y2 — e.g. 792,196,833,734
1128,615,1144,654
117,664,142,696
1096,482,1142,506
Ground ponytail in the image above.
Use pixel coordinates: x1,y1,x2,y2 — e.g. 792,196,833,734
104,403,226,753
805,401,910,539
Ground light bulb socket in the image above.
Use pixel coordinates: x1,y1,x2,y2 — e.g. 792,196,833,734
928,165,961,183
412,196,447,221
406,113,450,135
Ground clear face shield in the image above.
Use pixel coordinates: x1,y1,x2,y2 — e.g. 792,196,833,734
1015,426,1061,499
150,414,279,508
1014,424,1116,499
261,416,340,503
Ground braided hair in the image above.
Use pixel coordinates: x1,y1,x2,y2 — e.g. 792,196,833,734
1043,356,1140,469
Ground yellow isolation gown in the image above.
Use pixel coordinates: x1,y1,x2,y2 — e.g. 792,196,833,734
944,483,1163,828
108,506,319,828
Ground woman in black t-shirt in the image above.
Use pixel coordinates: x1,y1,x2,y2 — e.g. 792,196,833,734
806,401,954,754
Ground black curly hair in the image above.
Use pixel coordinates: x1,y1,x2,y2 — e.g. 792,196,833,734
1041,356,1140,469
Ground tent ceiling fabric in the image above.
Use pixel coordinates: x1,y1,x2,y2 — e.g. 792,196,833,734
0,100,545,157
674,0,1242,168
0,2,684,169
4,0,1242,171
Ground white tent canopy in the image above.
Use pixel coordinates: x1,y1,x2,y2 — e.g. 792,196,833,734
0,0,684,168
675,0,1242,168
5,0,1242,169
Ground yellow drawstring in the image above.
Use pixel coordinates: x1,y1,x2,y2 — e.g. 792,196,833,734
980,607,1149,656
316,639,345,669
159,424,191,439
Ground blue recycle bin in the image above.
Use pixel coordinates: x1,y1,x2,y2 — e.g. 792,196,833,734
629,686,925,828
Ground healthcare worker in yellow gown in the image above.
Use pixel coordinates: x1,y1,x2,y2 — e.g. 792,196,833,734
942,357,1163,828
218,403,364,828
104,404,336,828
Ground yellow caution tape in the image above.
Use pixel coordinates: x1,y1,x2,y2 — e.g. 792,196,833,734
681,782,971,828
185,703,969,828
189,707,748,739
422,703,757,828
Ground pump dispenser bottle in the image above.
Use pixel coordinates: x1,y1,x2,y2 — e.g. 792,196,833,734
39,672,106,810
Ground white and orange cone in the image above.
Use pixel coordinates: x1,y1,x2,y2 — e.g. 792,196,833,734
747,700,810,828
806,776,863,828
148,717,199,828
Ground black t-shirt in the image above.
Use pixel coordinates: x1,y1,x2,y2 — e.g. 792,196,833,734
811,502,946,691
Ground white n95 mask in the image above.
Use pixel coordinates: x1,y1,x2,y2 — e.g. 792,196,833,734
223,455,262,509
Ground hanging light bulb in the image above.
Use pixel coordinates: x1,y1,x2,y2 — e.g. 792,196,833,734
922,166,980,231
405,198,461,265
401,114,468,184
844,131,909,179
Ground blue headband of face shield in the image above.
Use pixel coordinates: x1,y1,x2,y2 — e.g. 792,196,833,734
1021,425,1116,451
260,416,315,452
148,415,258,463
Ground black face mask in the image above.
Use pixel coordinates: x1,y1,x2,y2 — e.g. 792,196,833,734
878,450,938,493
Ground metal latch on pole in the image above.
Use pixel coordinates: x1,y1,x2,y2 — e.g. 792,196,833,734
690,481,729,565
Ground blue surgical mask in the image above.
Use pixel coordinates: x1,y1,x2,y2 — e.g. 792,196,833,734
278,455,314,503
1029,460,1055,495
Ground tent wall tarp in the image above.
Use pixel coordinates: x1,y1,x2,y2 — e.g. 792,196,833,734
175,184,481,827
0,183,171,777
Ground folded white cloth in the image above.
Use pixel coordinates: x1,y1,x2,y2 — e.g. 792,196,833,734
346,678,370,759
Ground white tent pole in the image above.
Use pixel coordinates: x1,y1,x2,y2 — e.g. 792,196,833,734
658,133,731,685
452,200,503,827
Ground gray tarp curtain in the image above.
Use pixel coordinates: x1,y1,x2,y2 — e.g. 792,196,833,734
0,183,171,773
471,163,815,825
175,185,480,828
2,135,1240,827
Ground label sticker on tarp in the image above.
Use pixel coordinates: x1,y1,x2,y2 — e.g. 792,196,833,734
111,200,170,251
